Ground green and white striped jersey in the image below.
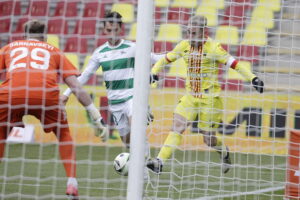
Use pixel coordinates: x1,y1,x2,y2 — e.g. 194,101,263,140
63,39,163,105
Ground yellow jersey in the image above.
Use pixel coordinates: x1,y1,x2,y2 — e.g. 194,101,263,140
152,37,256,98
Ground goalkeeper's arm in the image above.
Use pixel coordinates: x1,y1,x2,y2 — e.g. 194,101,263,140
64,75,109,141
226,57,264,93
62,58,99,99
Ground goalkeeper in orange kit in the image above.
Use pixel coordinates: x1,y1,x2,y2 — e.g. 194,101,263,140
147,15,264,174
0,20,108,199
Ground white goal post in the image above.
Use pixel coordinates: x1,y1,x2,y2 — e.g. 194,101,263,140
127,0,154,199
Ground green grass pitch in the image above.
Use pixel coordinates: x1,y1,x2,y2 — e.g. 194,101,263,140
0,143,286,199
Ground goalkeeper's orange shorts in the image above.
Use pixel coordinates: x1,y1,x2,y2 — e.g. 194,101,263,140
0,98,70,135
174,94,223,132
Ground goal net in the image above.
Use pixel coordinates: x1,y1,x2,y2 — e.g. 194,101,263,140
0,0,299,199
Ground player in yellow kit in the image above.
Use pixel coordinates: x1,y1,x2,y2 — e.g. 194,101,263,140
147,15,264,174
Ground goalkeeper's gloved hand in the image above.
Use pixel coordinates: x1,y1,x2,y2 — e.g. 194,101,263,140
252,77,264,93
86,104,109,142
150,74,159,84
92,118,109,142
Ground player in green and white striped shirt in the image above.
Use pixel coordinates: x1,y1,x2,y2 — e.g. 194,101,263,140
62,11,163,148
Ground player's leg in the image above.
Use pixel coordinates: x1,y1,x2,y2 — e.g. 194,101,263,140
0,105,8,160
110,100,133,148
0,100,22,161
41,104,78,198
199,97,231,173
56,127,78,197
147,95,197,174
0,127,7,160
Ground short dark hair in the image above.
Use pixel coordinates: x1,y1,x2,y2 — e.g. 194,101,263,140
188,15,208,28
24,20,46,34
103,11,123,27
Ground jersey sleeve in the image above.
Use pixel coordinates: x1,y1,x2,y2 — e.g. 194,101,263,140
58,52,80,79
150,53,165,65
151,41,186,74
234,62,256,81
214,43,231,64
212,42,256,81
165,40,186,62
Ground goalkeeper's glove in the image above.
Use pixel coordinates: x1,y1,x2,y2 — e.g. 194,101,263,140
93,118,109,142
85,104,109,142
252,77,264,93
150,74,159,84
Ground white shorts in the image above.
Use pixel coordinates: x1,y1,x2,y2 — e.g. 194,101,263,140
109,99,133,136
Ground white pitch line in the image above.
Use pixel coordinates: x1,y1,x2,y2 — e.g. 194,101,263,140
196,185,284,200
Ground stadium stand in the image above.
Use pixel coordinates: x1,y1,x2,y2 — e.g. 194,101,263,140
13,17,29,34
46,34,59,48
251,5,274,29
64,37,88,53
126,23,136,41
52,1,78,17
0,0,21,16
156,23,182,43
24,1,49,17
0,0,295,91
257,0,281,12
241,24,267,46
167,7,191,23
65,53,79,69
155,0,170,8
73,19,97,36
236,45,260,64
221,0,251,28
111,3,135,23
0,18,10,33
97,35,109,47
82,1,106,18
47,18,68,35
215,25,239,45
201,0,225,9
171,0,197,9
153,41,173,53
196,5,218,26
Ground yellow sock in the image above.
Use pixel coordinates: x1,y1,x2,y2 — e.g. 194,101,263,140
214,135,226,154
158,131,182,161
216,135,223,147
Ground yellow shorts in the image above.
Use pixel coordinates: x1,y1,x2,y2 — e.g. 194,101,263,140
174,94,223,131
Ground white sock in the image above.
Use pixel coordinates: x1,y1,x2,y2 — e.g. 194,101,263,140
67,177,78,187
144,139,150,159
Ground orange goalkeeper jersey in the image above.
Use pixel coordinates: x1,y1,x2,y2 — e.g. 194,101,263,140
0,39,79,101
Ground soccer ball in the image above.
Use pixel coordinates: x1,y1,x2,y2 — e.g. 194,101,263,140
113,152,130,176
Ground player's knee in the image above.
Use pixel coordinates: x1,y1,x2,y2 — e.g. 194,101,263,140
120,130,131,148
172,120,186,134
203,134,217,147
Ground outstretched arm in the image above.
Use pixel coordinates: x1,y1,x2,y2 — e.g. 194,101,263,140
215,43,264,93
227,57,264,93
151,55,171,75
64,75,109,141
64,75,93,107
